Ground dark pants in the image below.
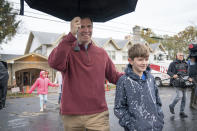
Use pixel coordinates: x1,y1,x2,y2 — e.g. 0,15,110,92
170,88,186,113
190,85,197,106
0,73,9,109
190,77,197,106
58,85,62,104
58,93,62,104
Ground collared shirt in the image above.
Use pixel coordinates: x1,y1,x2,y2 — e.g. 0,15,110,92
141,73,146,80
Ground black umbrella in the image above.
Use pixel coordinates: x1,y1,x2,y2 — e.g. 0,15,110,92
20,0,138,22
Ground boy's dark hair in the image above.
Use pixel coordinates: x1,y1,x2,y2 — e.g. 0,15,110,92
128,44,149,60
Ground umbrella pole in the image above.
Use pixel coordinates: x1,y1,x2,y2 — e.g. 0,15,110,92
74,30,80,52
20,0,24,15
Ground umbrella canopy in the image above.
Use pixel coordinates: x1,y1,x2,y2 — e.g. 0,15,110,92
21,0,138,22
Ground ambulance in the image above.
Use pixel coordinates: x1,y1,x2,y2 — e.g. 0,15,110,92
149,52,172,87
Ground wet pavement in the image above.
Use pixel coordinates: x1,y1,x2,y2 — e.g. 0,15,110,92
0,94,63,131
158,87,197,131
0,87,197,131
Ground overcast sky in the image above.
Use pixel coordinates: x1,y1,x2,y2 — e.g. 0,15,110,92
1,0,197,54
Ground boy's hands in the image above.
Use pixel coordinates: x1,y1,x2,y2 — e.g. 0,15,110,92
70,17,81,36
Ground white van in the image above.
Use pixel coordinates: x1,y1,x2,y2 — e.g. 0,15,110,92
149,52,172,86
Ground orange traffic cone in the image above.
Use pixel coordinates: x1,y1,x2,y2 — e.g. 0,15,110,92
105,80,110,91
26,86,30,93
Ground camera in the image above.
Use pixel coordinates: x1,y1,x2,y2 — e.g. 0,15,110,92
173,75,194,88
188,43,197,57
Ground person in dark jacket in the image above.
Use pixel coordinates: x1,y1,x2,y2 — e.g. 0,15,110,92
0,59,9,110
168,52,189,117
48,16,122,131
114,44,164,131
188,56,197,109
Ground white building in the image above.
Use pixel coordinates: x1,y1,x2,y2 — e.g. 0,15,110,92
3,26,168,87
24,31,134,72
24,28,168,72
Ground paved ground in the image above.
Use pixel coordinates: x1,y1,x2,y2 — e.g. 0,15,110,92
0,87,197,131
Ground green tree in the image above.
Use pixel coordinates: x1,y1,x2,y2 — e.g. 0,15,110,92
177,26,197,53
0,0,20,44
160,35,174,59
162,26,197,58
140,28,158,44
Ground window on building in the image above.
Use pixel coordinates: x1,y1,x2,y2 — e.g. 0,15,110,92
158,54,165,61
154,55,157,60
35,49,41,55
107,51,116,60
111,51,116,60
122,52,128,61
166,55,169,60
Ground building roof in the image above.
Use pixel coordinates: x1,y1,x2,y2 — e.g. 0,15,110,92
25,31,63,54
93,37,131,49
31,31,62,45
0,54,23,61
7,52,48,63
26,31,135,52
113,39,130,49
149,43,159,50
149,43,166,52
92,37,110,47
24,31,166,55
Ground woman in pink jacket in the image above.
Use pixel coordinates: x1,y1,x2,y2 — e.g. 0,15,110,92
28,71,58,111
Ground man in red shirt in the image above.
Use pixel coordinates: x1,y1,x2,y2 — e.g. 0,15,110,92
48,16,122,131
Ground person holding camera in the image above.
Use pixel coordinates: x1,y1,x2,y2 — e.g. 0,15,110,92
188,56,197,109
167,52,189,118
188,43,197,109
0,59,9,110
